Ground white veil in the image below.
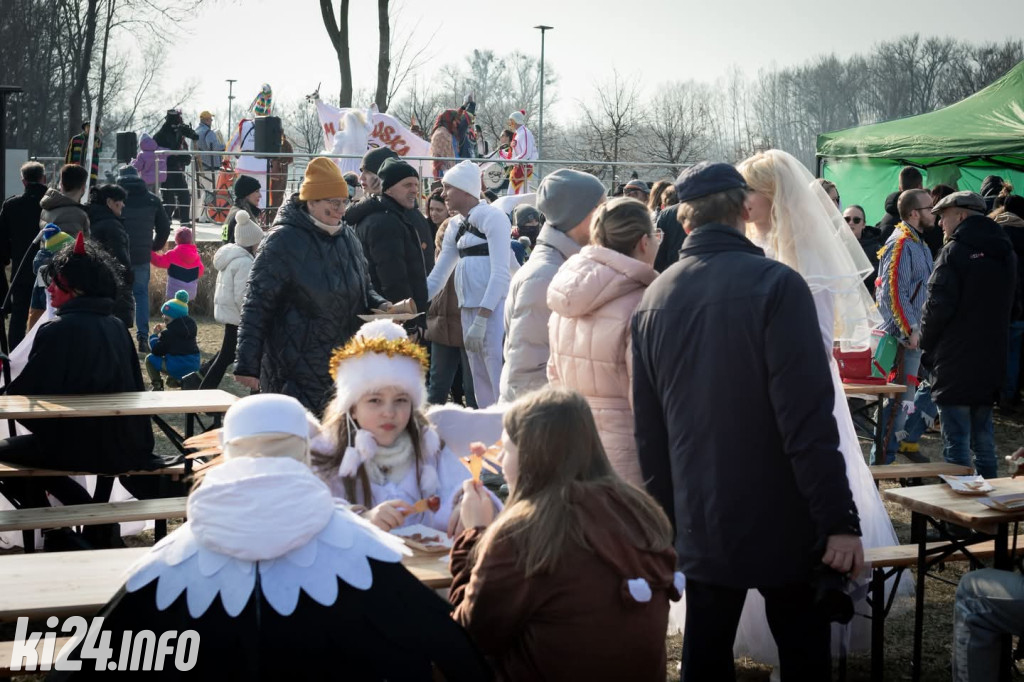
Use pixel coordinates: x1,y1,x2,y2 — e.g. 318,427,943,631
739,150,881,350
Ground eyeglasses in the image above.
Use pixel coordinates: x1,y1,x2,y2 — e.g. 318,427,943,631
652,228,664,242
915,204,933,212
319,199,348,210
844,216,863,225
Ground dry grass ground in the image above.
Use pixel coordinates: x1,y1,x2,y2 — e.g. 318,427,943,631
4,316,1024,680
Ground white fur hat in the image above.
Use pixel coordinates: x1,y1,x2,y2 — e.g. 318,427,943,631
329,320,428,414
441,160,482,198
508,109,526,126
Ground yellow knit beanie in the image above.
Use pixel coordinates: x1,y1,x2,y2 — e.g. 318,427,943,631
299,157,349,201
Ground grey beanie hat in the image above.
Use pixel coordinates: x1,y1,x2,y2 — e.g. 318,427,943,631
536,169,606,232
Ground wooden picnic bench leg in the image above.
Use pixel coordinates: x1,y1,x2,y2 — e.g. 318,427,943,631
871,567,885,682
993,523,1013,682
911,512,926,682
155,519,167,541
21,529,34,554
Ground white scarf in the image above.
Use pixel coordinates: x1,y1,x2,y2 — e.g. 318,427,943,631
309,212,342,235
364,431,415,486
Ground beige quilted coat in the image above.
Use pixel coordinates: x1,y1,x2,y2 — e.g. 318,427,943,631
546,245,658,486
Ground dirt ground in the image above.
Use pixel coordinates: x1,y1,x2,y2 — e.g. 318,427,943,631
5,317,1024,680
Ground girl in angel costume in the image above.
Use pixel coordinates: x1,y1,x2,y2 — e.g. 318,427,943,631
51,393,491,680
310,319,502,533
329,107,373,175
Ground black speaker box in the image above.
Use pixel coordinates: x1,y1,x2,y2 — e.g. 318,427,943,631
254,116,282,154
116,131,138,163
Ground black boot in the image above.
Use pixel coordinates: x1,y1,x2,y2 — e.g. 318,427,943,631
42,528,94,552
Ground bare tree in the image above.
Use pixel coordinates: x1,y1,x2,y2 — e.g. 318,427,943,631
280,100,325,155
576,70,643,188
67,0,101,137
641,81,713,176
384,1,438,112
374,0,390,112
319,0,353,106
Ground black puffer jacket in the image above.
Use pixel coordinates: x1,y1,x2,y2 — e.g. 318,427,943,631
117,174,171,265
921,214,1017,406
86,203,134,328
997,211,1024,322
235,196,389,413
348,195,428,324
8,296,160,473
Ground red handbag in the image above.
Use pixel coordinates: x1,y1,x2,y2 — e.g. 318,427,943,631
833,348,886,384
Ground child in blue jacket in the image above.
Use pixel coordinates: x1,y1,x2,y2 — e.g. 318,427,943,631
145,290,200,390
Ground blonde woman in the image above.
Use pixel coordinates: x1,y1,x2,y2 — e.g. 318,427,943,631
735,149,906,666
546,197,660,485
450,387,680,681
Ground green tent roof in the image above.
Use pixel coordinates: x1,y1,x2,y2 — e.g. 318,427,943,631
817,60,1024,160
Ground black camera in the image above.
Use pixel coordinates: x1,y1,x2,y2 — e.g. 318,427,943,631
812,564,855,624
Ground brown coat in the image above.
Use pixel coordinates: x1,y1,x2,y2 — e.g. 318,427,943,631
425,220,463,347
450,486,679,681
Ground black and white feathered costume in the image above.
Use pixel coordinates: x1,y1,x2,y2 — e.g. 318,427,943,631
51,441,490,680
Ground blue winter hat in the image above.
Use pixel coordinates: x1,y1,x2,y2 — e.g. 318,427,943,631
41,224,73,253
674,162,748,203
161,290,190,319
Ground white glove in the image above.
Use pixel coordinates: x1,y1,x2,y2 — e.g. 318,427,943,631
464,315,488,353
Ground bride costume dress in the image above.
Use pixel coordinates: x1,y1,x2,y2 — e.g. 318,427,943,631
665,150,911,666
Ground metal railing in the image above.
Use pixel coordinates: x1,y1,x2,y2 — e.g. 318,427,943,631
31,148,686,227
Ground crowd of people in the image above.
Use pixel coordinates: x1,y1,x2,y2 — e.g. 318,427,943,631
3,98,1024,678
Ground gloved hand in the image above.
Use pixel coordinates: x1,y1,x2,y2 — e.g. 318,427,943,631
464,315,488,353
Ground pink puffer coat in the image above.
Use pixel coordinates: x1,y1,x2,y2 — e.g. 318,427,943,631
546,245,657,486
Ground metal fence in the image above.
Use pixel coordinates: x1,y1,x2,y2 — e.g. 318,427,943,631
32,149,688,228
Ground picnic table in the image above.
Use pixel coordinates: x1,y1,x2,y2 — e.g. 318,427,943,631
0,390,238,457
841,382,907,454
884,477,1024,681
0,546,453,622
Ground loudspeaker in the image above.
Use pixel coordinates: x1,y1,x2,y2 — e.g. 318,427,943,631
254,116,282,154
116,131,138,163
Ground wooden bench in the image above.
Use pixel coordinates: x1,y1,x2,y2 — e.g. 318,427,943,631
0,636,72,677
869,462,973,486
0,462,186,479
0,497,188,547
858,538,1023,681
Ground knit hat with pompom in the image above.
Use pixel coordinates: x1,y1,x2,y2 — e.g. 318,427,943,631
161,290,190,319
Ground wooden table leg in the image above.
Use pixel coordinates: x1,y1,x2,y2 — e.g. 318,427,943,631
911,512,926,682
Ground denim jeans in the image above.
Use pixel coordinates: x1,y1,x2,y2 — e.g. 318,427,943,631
938,404,997,478
131,263,151,341
870,348,930,465
427,342,476,408
954,568,1024,682
1004,321,1024,402
898,379,939,444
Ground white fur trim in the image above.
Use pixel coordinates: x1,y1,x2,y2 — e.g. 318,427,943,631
901,399,916,415
333,351,425,415
421,425,441,459
355,319,408,342
418,465,440,497
338,430,378,478
627,578,652,603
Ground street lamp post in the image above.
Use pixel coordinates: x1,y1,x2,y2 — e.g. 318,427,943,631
226,79,237,136
533,25,552,162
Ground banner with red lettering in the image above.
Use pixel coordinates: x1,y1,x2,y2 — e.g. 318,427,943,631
315,99,431,176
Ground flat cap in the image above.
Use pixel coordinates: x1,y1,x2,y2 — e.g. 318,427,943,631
674,162,748,203
931,190,986,215
624,179,650,194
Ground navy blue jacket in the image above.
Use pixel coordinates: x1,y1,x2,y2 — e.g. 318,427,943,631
632,224,859,588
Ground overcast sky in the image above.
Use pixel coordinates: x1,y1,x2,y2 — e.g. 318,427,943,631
159,0,1024,128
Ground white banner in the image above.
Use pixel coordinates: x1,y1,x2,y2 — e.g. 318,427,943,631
315,99,432,177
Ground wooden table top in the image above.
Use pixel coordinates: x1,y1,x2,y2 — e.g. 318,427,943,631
0,390,238,420
884,477,1024,533
0,545,452,621
870,462,973,481
842,382,907,397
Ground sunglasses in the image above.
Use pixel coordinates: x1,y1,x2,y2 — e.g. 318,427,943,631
844,216,863,225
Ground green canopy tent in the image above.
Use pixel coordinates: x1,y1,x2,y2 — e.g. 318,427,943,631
817,60,1024,225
